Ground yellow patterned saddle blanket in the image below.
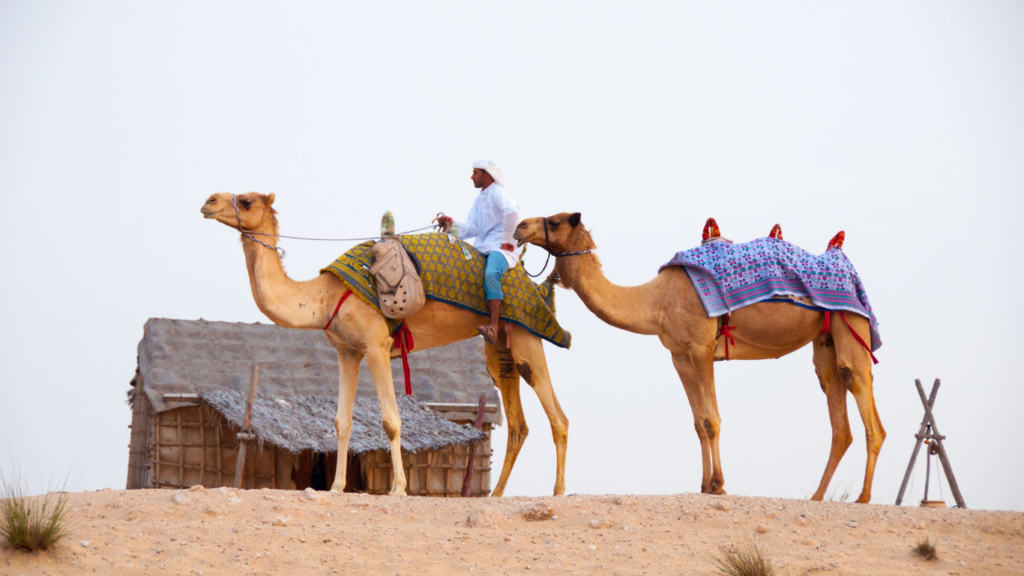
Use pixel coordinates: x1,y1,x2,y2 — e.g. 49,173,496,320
320,232,571,349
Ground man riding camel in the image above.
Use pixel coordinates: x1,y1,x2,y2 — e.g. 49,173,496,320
436,158,522,344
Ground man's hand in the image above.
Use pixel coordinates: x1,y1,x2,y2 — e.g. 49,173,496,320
433,214,454,234
501,243,515,252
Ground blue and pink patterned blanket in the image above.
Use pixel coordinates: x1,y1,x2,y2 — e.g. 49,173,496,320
660,237,881,351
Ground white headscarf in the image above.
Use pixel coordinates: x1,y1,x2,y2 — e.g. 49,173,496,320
472,158,508,189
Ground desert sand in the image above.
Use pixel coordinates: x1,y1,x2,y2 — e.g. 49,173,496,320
2,487,1021,576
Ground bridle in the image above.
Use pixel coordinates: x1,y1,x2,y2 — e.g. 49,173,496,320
232,194,286,258
523,217,593,278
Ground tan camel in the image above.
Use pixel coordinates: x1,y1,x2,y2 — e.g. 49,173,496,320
514,213,885,503
200,192,571,496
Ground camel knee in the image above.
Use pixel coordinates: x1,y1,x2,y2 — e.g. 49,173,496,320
838,365,855,390
550,420,568,444
381,418,400,442
702,418,720,441
335,418,352,440
866,430,885,454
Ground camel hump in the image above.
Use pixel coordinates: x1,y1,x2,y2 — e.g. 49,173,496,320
702,218,721,241
769,224,783,240
827,231,846,251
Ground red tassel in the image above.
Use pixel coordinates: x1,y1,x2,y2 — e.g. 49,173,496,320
827,231,846,251
393,323,416,395
769,224,783,240
717,313,736,360
702,218,721,241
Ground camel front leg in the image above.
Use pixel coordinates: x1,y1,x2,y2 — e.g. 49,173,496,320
510,331,569,496
365,340,408,496
834,314,885,504
671,348,726,495
330,347,363,493
810,338,853,501
485,341,527,497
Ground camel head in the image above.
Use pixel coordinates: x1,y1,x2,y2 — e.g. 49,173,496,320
514,212,595,255
201,192,278,233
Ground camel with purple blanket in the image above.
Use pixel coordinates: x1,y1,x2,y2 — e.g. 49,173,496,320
514,214,885,503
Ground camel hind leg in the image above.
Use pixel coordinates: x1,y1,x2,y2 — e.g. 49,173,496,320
486,340,528,497
809,335,854,501
508,330,569,496
832,312,885,503
364,336,408,496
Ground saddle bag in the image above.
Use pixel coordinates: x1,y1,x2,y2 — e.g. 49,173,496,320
369,237,426,319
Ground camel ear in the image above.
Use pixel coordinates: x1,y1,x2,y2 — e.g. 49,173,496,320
568,213,581,228
265,193,275,206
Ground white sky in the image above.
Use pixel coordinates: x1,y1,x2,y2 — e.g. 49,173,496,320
1,2,1022,510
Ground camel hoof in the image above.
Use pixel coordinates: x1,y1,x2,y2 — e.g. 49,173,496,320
855,494,870,504
711,488,728,496
809,493,825,502
389,487,408,496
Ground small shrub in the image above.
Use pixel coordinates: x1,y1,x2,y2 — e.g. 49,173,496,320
712,539,777,576
1,471,72,552
915,537,938,561
825,483,851,502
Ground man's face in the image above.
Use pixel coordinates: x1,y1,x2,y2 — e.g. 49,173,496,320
471,168,493,189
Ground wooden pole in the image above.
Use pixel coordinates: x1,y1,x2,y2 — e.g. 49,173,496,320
233,364,259,489
461,394,488,497
913,379,966,509
895,379,939,505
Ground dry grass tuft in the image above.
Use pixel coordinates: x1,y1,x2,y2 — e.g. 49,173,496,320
1,471,73,552
712,539,778,576
915,537,938,561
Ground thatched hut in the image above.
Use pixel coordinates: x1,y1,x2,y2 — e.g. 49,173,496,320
126,318,501,496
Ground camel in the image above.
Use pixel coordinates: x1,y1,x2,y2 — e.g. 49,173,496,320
200,192,571,496
514,213,885,503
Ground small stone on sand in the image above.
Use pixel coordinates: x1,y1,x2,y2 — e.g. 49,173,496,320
522,501,554,521
467,508,503,529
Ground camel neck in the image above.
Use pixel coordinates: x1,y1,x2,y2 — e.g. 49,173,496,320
556,253,662,335
241,232,334,329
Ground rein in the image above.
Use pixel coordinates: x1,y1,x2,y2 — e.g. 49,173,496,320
524,217,553,278
230,194,436,258
523,217,593,277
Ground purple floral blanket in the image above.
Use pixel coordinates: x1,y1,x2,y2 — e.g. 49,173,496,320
660,237,881,351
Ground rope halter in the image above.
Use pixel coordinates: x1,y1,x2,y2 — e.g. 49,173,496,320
232,194,286,258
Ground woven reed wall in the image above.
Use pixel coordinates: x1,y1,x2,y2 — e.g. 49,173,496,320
361,424,492,497
127,385,493,496
126,385,153,489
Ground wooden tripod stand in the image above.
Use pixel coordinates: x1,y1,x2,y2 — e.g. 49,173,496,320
895,379,966,508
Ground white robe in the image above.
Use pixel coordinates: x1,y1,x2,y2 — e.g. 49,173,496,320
455,183,522,267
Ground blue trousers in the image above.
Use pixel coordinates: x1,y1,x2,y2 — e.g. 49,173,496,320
484,251,509,301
